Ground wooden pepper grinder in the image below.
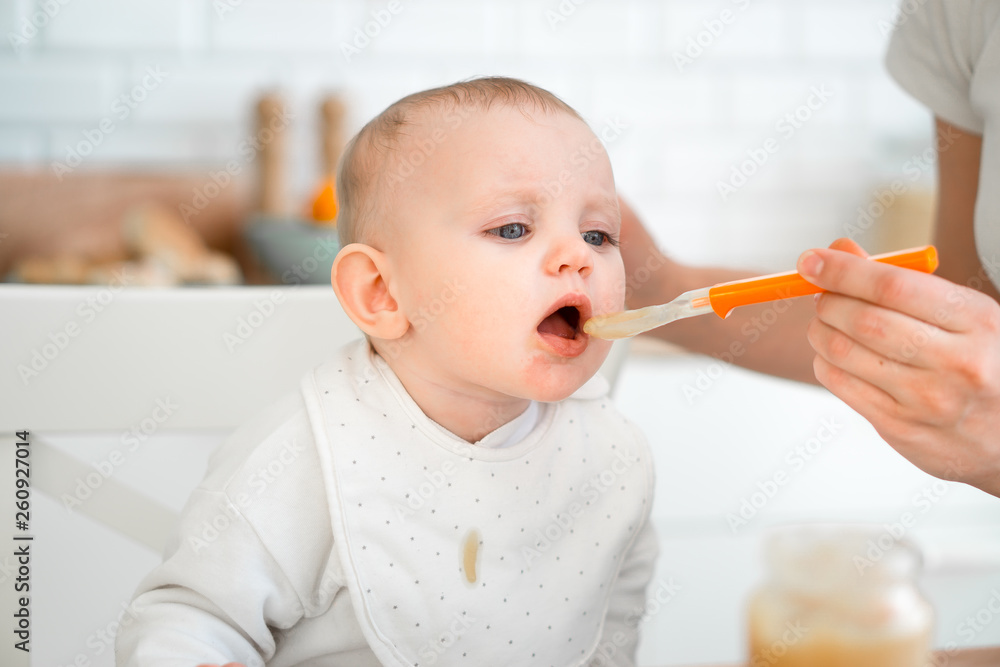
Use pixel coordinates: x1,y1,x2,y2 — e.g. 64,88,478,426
256,93,287,218
311,94,346,225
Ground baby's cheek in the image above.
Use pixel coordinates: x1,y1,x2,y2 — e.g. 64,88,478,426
410,271,472,326
597,287,625,315
601,259,627,308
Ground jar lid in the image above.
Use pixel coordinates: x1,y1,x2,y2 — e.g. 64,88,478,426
764,522,922,589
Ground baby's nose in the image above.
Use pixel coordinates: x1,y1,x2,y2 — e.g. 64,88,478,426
545,234,593,276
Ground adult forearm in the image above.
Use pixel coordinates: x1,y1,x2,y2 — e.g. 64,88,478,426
619,239,817,384
618,198,819,383
651,289,819,384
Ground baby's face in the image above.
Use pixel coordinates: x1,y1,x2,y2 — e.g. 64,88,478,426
381,105,625,403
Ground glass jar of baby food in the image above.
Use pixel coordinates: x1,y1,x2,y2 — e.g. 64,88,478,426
747,523,933,667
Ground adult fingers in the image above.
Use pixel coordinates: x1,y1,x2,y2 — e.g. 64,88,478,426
827,237,868,257
812,291,953,369
810,352,901,426
797,245,975,333
807,316,953,415
811,351,957,437
813,350,993,485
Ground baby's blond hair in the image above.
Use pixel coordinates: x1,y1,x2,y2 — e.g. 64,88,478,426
335,77,584,247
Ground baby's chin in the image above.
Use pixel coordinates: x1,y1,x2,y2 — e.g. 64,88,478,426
519,355,606,402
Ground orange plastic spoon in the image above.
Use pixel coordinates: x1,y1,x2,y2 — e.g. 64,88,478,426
583,245,939,340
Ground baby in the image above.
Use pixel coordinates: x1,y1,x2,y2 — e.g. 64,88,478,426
117,77,657,667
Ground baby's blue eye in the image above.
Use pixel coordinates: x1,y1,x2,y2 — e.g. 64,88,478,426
582,230,613,246
489,223,528,240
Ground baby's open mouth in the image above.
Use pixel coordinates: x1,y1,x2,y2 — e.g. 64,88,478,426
536,296,591,358
538,305,582,339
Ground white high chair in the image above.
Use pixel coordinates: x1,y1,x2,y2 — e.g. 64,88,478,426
0,283,628,667
0,284,364,667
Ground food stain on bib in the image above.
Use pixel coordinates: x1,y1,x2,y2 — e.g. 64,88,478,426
462,529,480,584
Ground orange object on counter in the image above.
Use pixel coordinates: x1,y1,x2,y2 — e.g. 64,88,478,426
311,182,338,223
309,95,346,226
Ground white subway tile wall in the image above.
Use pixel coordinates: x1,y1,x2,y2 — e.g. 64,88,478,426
1,0,933,268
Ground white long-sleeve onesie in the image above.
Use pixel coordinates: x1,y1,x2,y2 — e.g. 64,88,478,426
116,340,658,667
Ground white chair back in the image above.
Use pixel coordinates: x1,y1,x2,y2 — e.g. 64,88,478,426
0,283,628,667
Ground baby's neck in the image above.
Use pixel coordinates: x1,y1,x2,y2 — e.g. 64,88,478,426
377,350,531,443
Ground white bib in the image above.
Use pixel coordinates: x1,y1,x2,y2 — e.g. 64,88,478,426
302,342,652,667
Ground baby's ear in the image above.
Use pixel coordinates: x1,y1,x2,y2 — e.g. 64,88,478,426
331,244,409,340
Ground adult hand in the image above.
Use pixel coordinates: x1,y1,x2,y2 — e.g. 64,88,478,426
797,238,1000,496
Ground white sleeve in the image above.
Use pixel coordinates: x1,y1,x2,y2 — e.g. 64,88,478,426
885,0,992,134
588,518,660,667
115,489,306,667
